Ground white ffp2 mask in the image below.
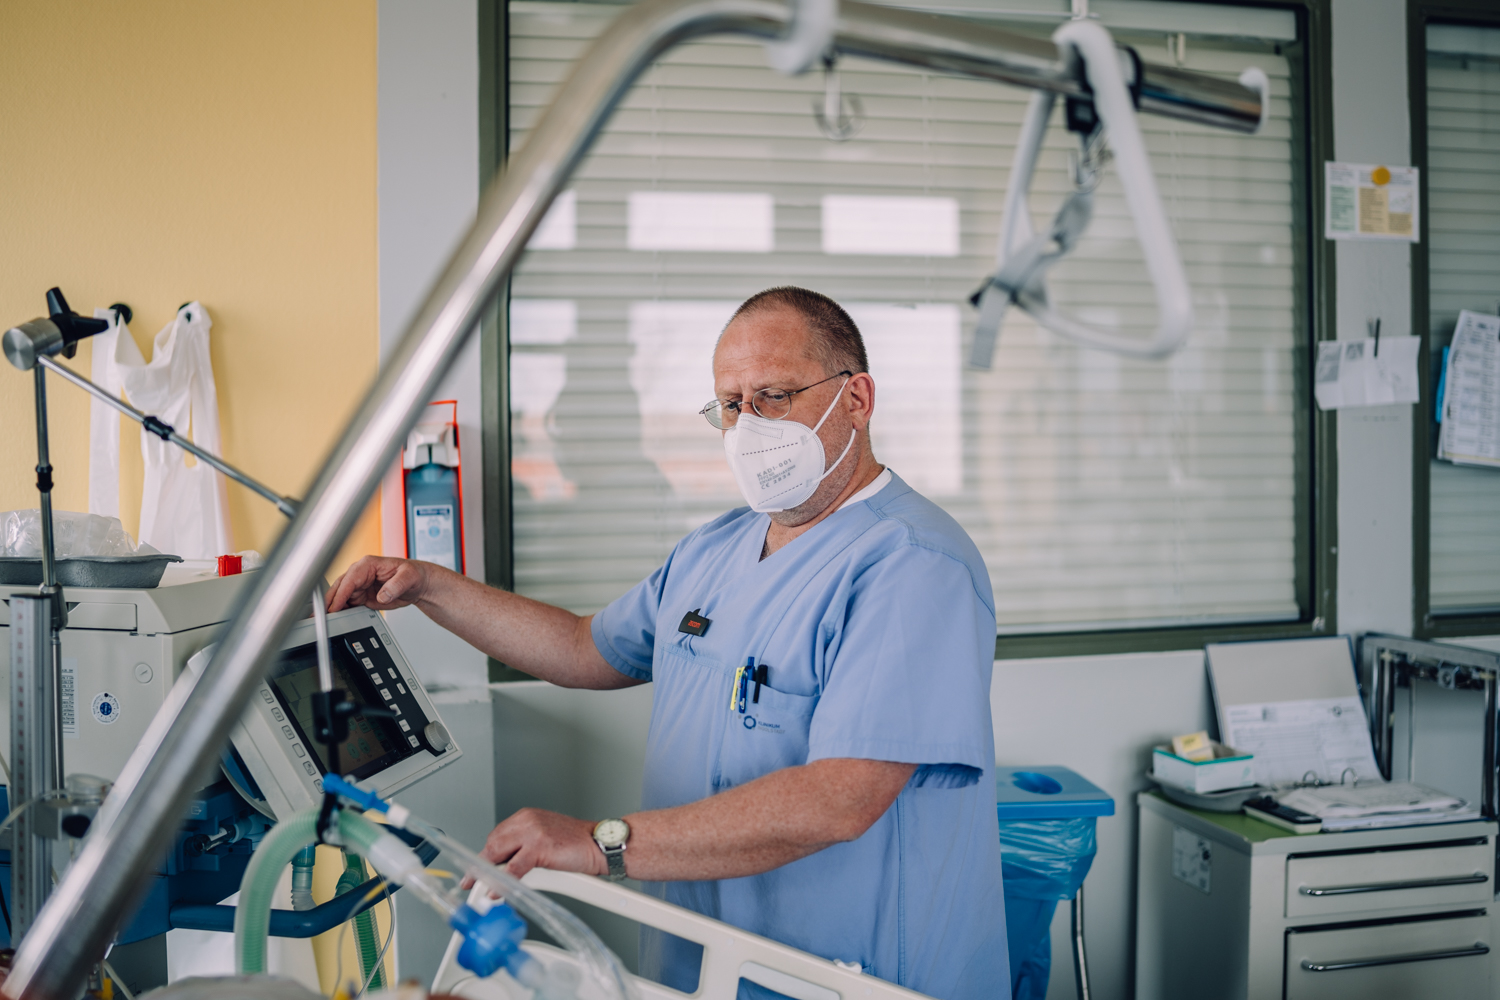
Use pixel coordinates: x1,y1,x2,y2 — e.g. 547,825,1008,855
721,378,857,513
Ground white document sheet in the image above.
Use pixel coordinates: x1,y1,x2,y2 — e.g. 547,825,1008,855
1438,310,1500,468
1221,696,1383,786
1325,162,1420,242
1279,783,1480,831
1314,336,1421,410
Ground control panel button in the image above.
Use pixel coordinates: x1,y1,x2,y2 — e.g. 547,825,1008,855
272,708,284,721
362,657,376,670
260,689,273,703
407,735,420,747
388,669,397,680
303,761,316,775
396,683,406,695
380,688,392,701
399,720,411,732
314,778,324,793
391,705,401,716
292,744,306,758
282,726,295,740
369,637,380,648
352,641,365,654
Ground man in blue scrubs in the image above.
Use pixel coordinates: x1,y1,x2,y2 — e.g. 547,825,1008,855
329,287,1009,1000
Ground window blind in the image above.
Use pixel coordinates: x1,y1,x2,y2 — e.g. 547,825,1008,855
508,1,1305,632
1427,25,1500,614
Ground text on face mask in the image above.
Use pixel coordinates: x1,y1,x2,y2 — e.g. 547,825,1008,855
757,458,796,490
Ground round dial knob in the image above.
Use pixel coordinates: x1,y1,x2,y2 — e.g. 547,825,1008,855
424,721,452,752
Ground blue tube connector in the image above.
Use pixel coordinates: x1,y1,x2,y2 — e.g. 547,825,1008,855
323,774,389,814
451,901,529,979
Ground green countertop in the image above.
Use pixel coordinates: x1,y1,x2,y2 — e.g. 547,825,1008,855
1142,790,1301,843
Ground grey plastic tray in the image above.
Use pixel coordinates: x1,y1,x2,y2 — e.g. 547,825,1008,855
0,554,184,589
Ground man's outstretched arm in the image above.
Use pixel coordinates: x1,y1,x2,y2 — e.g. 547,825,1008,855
327,556,636,691
480,757,918,881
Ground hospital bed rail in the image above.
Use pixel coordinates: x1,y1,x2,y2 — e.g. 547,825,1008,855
2,1,1263,995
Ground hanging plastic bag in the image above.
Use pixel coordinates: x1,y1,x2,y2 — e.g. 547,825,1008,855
88,308,125,519
109,303,233,559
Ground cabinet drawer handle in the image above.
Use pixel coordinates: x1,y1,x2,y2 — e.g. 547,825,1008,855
1301,943,1490,972
1299,873,1488,896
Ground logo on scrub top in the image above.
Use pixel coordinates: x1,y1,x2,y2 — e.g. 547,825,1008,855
743,716,757,729
92,692,121,725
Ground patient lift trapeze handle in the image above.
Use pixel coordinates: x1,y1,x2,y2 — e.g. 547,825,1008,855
971,21,1263,365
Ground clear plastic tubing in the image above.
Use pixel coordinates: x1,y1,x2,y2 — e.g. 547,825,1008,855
372,794,632,1000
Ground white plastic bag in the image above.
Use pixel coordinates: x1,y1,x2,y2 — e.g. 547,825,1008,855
0,510,154,558
102,303,233,560
88,308,125,519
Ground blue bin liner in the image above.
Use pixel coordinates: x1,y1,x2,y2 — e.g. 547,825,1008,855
1000,816,1098,1000
999,815,1098,900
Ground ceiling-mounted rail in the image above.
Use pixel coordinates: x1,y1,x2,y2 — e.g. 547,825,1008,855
3,1,1263,994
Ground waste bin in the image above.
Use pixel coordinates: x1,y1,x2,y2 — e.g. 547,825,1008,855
996,766,1115,1000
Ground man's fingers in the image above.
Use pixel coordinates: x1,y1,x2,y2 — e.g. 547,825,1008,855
328,558,378,612
375,562,422,607
505,846,537,879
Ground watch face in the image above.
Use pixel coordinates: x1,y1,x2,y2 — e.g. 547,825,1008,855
594,818,630,847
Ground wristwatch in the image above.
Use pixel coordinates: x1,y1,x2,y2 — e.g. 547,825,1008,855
592,818,631,881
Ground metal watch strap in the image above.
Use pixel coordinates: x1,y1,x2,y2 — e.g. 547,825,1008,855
601,842,627,881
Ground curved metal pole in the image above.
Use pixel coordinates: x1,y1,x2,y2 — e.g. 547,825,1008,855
2,0,1262,992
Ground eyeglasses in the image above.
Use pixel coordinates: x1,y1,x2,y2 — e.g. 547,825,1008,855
699,370,852,430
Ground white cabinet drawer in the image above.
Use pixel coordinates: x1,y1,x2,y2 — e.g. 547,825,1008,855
1286,840,1492,918
1285,912,1491,1000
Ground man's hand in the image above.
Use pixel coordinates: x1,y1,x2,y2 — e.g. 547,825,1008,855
327,555,436,612
481,808,607,878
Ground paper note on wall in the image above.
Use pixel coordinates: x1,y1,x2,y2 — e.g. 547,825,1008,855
1437,310,1500,468
1325,162,1419,242
1313,336,1420,409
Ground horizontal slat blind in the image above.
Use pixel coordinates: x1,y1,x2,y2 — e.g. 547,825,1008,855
509,2,1302,631
1427,31,1500,614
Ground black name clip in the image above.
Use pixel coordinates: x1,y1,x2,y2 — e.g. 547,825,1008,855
678,608,712,637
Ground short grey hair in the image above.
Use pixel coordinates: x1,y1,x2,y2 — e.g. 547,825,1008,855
726,286,869,376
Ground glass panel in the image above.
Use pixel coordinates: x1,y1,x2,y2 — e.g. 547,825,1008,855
509,2,1304,632
1427,24,1500,614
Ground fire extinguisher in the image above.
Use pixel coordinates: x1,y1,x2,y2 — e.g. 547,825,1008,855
402,400,464,573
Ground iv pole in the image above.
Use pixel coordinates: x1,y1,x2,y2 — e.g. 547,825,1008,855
2,294,356,942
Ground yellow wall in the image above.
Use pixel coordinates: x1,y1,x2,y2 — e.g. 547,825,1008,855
0,1,380,573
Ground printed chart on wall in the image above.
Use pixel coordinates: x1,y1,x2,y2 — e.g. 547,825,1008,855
1325,162,1419,242
1437,310,1500,469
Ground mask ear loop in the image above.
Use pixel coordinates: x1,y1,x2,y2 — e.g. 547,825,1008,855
810,376,858,481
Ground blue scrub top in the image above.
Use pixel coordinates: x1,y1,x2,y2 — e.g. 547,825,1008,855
591,472,1010,1000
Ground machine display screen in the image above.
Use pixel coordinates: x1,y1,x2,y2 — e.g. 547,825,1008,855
269,641,415,781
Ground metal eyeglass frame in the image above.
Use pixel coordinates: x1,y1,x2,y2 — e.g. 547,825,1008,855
700,369,852,429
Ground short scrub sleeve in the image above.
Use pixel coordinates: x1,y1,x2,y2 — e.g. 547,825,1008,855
806,543,996,788
591,564,665,682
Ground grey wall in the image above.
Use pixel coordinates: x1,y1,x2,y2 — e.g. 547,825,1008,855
377,0,489,691
377,2,1500,998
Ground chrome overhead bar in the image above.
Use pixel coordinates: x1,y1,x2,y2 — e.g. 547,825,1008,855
2,0,1262,993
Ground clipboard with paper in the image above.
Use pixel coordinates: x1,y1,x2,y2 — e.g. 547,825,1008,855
1206,637,1480,830
1206,637,1382,787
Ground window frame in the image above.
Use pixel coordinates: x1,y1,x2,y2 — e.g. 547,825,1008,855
480,0,1338,670
1410,0,1500,640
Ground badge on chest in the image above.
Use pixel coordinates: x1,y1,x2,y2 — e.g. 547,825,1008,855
678,608,712,637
